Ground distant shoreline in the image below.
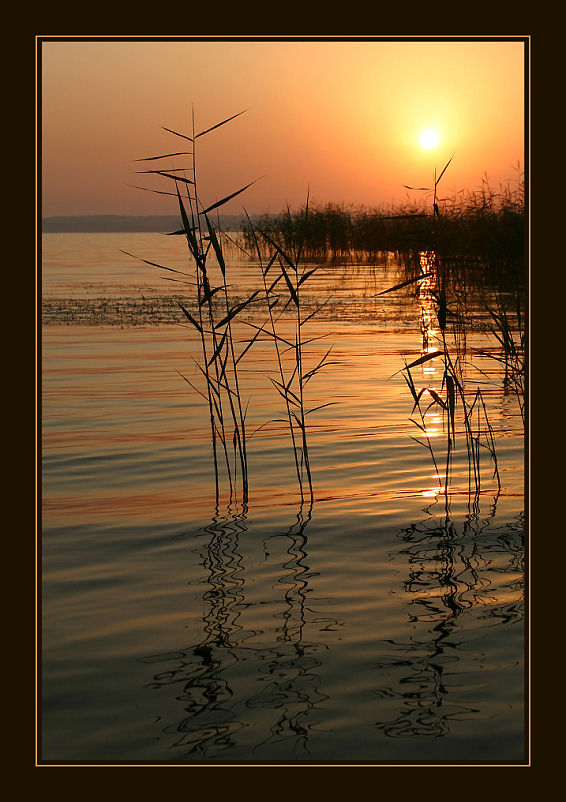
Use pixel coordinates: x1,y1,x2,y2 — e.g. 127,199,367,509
42,214,252,233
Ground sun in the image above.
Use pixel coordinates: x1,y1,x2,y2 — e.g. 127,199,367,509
419,129,440,149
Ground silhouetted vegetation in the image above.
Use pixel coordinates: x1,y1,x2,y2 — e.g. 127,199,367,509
129,112,524,511
242,168,525,288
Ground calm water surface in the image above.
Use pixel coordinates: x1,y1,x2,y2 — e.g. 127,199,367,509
41,233,525,763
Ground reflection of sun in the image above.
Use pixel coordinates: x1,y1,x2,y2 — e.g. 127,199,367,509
419,128,440,149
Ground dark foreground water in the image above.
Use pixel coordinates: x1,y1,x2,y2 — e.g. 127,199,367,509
41,233,525,763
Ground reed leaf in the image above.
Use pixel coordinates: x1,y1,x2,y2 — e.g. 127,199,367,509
134,151,191,161
150,171,195,185
176,186,200,260
217,344,230,386
161,125,193,142
126,183,180,197
300,296,333,326
214,290,260,329
178,302,203,333
428,387,448,411
204,214,226,277
247,420,272,440
398,350,443,374
303,347,336,383
269,378,301,408
271,384,301,409
403,371,419,405
410,418,427,434
195,110,246,139
378,272,436,296
176,371,208,402
199,285,224,307
411,386,428,413
267,272,284,294
435,154,455,186
263,252,278,279
207,330,228,366
297,267,319,287
305,402,337,415
120,250,192,278
199,180,259,217
242,321,294,348
271,378,302,407
446,374,455,436
195,361,221,399
235,327,263,365
279,262,299,306
136,168,190,175
236,331,261,365
257,230,298,274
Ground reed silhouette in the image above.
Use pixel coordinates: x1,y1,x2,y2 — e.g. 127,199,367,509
130,111,340,508
241,200,337,505
242,165,525,281
129,117,523,512
378,157,517,509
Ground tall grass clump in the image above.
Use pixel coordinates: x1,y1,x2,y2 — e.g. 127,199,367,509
242,197,336,506
381,157,508,511
128,109,261,508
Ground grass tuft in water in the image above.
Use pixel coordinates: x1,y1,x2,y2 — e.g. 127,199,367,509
130,108,262,509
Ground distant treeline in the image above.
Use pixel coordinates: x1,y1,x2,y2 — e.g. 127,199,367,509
42,214,253,233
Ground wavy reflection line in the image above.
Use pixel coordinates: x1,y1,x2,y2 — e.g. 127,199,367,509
246,504,337,756
139,504,333,761
248,504,330,758
139,510,248,759
373,509,524,741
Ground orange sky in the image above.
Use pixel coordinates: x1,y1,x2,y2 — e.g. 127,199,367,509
41,38,526,217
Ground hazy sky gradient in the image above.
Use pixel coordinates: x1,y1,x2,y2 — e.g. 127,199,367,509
41,38,525,217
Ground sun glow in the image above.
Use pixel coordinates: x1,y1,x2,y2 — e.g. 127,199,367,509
419,128,440,149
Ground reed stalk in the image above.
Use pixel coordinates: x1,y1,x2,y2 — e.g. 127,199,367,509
245,194,336,505
132,108,260,508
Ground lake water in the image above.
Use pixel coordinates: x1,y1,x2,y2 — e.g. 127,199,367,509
40,232,526,763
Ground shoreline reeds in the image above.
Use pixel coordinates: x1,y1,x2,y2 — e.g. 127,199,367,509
242,168,525,288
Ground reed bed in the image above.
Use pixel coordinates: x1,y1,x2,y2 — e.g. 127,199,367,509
242,168,525,286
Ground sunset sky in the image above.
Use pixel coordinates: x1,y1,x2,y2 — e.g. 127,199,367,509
40,38,526,218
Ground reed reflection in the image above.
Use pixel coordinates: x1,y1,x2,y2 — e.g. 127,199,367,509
139,505,332,760
373,502,524,741
247,506,330,758
139,510,248,758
